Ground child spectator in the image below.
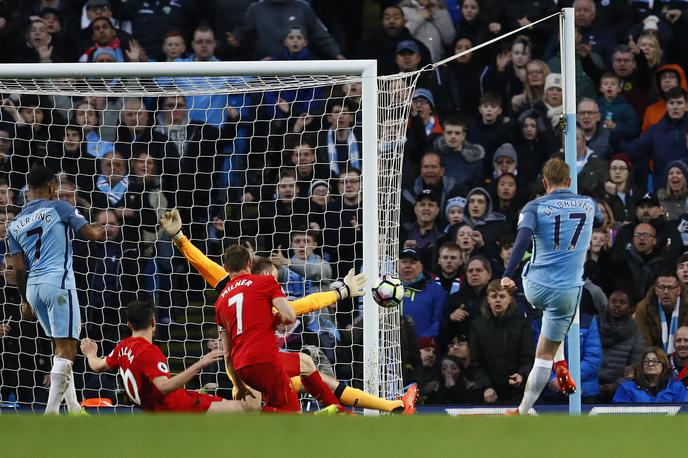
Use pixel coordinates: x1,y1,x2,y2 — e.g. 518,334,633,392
443,196,466,233
597,72,640,139
161,31,186,62
431,117,484,192
467,92,515,167
469,279,534,404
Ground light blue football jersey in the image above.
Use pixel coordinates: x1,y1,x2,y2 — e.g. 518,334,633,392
7,199,88,289
518,189,600,289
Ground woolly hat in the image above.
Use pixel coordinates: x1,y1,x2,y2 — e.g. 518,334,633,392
493,143,518,164
445,196,467,219
544,73,562,92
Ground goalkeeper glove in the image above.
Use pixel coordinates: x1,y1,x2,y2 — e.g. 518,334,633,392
336,268,366,300
160,208,184,241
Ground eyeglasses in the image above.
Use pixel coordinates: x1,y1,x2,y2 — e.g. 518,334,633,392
655,284,679,291
633,232,655,239
578,110,599,116
642,359,661,366
610,166,628,172
527,69,544,75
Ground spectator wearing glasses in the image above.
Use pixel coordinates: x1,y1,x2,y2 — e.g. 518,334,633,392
634,271,688,350
577,98,612,159
611,222,663,303
612,347,688,403
602,153,641,224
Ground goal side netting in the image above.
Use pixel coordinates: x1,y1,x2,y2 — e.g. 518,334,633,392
0,61,416,411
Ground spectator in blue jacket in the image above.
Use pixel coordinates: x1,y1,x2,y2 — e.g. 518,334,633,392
543,292,602,402
612,87,688,190
399,247,447,340
613,347,688,403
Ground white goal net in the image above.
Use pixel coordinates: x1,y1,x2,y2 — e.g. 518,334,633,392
0,61,416,411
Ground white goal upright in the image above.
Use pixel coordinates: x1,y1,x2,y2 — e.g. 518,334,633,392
0,60,417,410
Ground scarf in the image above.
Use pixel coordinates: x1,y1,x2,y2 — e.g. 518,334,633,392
598,312,638,348
97,175,129,205
658,298,680,353
327,128,360,175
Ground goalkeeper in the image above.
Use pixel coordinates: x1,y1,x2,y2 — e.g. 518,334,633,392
160,209,417,414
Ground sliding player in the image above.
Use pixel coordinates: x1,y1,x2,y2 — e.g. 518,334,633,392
160,208,417,414
7,165,105,414
81,300,254,413
501,159,600,415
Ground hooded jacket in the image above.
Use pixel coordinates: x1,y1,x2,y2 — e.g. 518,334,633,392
641,64,688,132
432,136,485,191
597,310,645,384
460,187,509,248
657,160,688,221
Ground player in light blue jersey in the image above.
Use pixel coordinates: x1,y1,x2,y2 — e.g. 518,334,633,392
7,166,104,414
501,159,601,416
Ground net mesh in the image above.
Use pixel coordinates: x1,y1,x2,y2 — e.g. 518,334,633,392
0,67,416,410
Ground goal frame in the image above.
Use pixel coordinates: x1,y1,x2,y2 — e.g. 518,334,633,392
0,59,384,402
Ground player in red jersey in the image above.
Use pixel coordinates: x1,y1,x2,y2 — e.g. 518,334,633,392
216,244,302,412
81,300,254,413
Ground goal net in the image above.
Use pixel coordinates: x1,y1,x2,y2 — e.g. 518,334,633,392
0,61,416,411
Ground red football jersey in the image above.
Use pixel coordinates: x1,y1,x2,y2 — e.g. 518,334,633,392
215,273,286,370
106,336,218,412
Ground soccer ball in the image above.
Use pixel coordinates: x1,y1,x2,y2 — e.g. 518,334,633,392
371,275,405,308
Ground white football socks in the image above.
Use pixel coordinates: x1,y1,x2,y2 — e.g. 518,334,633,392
554,343,565,363
63,368,81,413
518,358,553,416
45,357,72,415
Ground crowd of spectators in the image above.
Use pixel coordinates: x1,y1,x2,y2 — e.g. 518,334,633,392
1,0,688,409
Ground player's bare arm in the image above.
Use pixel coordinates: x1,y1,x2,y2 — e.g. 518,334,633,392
80,338,113,373
152,349,224,395
272,296,296,325
6,253,32,318
79,222,106,241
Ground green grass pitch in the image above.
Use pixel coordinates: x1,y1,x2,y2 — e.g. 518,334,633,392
1,414,685,457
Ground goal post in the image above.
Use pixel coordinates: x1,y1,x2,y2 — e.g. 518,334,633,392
0,59,416,409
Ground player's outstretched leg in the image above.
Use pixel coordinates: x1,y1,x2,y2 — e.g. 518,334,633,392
296,353,347,412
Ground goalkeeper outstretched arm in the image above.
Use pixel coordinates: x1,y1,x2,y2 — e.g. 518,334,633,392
159,209,367,315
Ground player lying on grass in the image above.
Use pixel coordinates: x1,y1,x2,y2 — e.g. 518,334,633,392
160,208,417,414
81,300,255,414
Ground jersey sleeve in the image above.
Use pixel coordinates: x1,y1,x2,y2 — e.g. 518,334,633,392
54,200,88,233
7,230,22,256
105,344,121,369
173,234,229,290
264,275,287,302
517,201,538,231
139,347,171,382
290,291,338,315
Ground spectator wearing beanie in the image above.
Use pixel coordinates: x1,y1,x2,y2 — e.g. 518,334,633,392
443,196,466,233
490,143,518,180
657,160,688,221
543,73,563,129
